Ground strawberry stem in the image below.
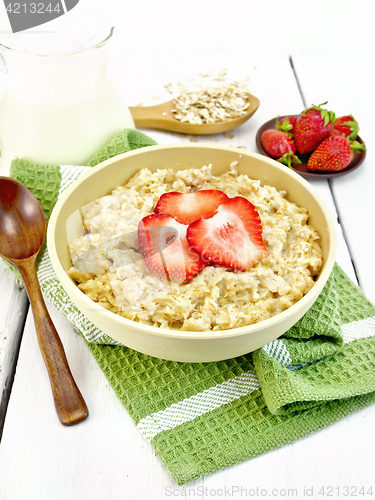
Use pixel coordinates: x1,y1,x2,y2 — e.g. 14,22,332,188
350,140,366,153
277,151,302,169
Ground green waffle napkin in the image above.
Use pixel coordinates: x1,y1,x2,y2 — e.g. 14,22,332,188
8,129,375,486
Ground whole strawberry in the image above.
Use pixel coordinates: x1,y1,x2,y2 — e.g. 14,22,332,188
333,115,359,140
261,129,301,168
307,135,365,172
261,129,296,158
294,102,335,154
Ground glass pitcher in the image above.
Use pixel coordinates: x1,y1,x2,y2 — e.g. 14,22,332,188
0,8,135,175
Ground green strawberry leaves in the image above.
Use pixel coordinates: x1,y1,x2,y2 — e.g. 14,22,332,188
342,119,359,141
277,151,302,169
320,108,336,126
350,140,366,153
276,118,294,137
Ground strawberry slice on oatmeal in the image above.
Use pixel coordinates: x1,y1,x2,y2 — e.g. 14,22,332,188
154,190,229,225
138,214,206,284
187,196,267,271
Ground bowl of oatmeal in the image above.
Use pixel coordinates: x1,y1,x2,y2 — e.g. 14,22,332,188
47,143,337,362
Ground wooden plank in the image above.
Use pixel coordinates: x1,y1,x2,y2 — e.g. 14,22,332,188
0,261,28,438
0,47,363,499
291,51,375,303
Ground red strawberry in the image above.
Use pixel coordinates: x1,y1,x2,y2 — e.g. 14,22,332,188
261,129,296,158
186,197,267,271
294,102,335,154
276,116,298,135
333,115,359,140
307,135,366,172
154,190,228,225
138,214,206,283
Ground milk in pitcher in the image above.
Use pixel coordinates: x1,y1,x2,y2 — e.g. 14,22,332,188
0,9,135,175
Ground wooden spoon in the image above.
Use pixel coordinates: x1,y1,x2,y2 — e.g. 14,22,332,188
0,177,88,426
129,92,260,135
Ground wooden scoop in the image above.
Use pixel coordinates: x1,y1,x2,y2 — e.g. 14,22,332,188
0,177,88,426
129,92,260,135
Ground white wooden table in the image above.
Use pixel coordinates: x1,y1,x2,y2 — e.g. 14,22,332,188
1,43,375,499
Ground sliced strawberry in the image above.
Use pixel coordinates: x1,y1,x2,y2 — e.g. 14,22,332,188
154,190,229,225
186,197,267,271
138,214,206,283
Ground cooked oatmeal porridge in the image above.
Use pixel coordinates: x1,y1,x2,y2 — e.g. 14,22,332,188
68,163,322,331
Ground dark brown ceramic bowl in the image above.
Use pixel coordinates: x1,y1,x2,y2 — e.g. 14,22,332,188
256,115,366,179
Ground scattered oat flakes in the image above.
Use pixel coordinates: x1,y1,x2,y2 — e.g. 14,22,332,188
164,83,173,94
224,133,234,139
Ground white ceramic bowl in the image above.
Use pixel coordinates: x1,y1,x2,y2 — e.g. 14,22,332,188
47,143,337,362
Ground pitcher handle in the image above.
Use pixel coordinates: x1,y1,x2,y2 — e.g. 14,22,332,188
0,53,6,75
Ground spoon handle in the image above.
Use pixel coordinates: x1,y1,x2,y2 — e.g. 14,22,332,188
17,258,89,426
129,102,172,129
